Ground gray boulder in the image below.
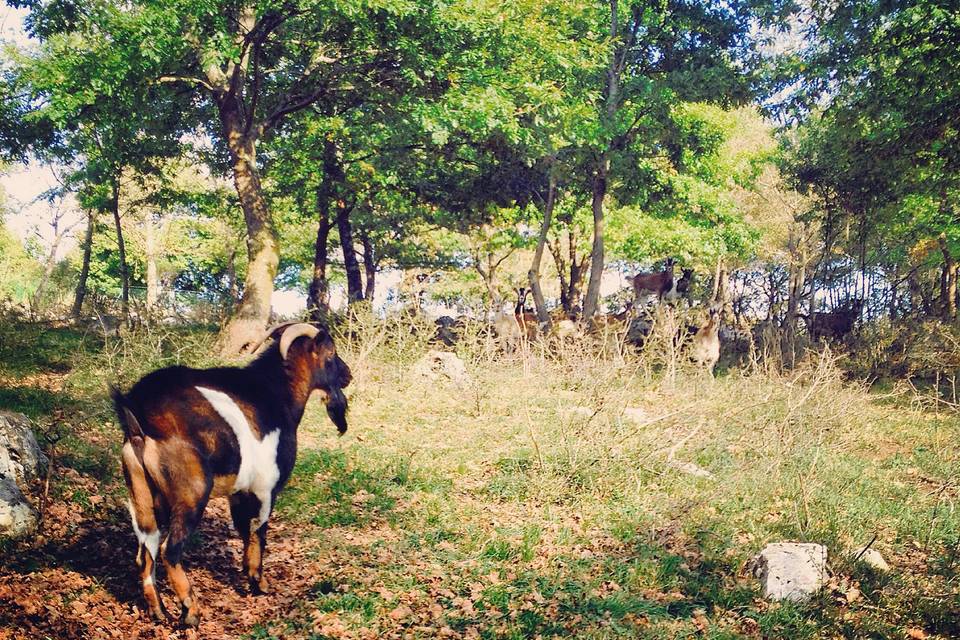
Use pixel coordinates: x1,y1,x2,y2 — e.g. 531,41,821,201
753,542,827,602
0,411,46,540
0,476,38,538
0,411,47,482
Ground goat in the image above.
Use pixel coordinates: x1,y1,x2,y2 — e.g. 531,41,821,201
802,300,863,341
665,268,694,304
112,323,351,627
689,304,722,373
632,258,676,304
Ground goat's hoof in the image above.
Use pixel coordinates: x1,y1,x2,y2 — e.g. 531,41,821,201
250,577,270,595
181,610,200,628
147,607,167,623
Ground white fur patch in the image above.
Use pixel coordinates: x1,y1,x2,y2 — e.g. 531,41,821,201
196,386,280,528
126,498,160,561
662,278,679,302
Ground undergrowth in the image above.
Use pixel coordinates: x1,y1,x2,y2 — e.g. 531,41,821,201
1,311,958,638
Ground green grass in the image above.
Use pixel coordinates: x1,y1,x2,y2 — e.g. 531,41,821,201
5,317,960,638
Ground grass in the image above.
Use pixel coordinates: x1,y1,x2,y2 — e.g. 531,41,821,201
2,312,960,638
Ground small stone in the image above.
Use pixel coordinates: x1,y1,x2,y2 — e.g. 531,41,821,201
411,350,471,387
852,547,890,573
753,542,827,602
622,407,647,422
667,459,714,479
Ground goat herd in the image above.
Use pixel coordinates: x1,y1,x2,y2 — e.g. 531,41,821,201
111,261,862,628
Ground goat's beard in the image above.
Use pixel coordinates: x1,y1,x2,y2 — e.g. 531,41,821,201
324,387,349,435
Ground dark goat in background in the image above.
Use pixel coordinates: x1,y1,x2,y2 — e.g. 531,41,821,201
632,258,676,303
112,323,351,627
804,300,863,341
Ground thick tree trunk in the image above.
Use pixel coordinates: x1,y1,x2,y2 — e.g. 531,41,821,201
550,227,587,317
308,139,343,317
528,175,556,328
307,207,331,319
337,203,364,304
361,231,376,301
218,100,280,354
582,159,608,319
110,180,130,323
72,210,95,319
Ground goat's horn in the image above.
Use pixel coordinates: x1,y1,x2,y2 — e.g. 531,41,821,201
247,322,296,355
279,323,320,360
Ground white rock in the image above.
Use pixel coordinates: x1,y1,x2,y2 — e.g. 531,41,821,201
754,542,827,602
0,476,38,539
0,411,48,483
853,547,890,572
667,459,713,479
411,350,471,387
0,412,44,540
622,406,647,422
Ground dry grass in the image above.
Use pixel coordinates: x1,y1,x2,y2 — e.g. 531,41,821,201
2,314,959,638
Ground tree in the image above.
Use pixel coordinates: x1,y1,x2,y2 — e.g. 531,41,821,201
577,0,792,318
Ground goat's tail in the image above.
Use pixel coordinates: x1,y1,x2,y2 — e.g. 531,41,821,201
111,385,146,442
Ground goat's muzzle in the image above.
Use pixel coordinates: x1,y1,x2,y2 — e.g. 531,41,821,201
324,386,349,435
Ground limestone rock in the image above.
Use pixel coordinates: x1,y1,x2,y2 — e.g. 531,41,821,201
0,412,45,540
412,350,471,387
753,542,827,602
0,411,47,483
0,476,38,539
853,547,890,573
667,459,714,479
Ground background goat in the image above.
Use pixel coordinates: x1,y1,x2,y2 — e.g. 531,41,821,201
112,323,351,627
632,258,676,304
803,300,863,341
690,304,722,373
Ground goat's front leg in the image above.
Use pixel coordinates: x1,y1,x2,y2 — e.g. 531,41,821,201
230,492,271,594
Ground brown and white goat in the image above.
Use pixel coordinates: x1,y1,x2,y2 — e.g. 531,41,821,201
632,258,676,303
112,323,351,627
690,304,722,373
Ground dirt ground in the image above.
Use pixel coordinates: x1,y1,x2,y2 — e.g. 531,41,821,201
0,492,325,640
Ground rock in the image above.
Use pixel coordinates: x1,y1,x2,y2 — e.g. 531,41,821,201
0,476,38,539
753,542,827,602
667,459,713,479
0,412,45,540
852,547,890,573
0,411,47,483
412,350,471,387
566,406,595,418
622,406,647,422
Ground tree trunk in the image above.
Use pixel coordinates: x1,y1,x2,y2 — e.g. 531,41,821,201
337,203,364,304
361,231,376,302
941,235,956,318
307,195,332,319
217,100,280,354
528,175,557,328
72,209,95,319
110,179,130,323
582,158,608,319
145,216,159,322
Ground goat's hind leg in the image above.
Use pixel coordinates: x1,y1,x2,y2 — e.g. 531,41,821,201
162,491,209,628
121,443,166,621
230,492,271,594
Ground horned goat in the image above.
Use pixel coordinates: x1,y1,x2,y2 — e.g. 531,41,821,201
112,322,351,627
